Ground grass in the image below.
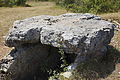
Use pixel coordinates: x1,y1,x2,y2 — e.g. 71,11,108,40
0,1,120,80
99,12,120,23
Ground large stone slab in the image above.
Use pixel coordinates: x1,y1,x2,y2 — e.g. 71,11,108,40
0,13,114,80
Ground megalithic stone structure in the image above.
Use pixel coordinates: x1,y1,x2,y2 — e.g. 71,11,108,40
0,13,114,80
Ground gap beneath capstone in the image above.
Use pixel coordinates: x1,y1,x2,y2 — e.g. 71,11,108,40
0,43,77,80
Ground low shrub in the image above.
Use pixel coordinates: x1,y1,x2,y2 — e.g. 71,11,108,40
56,0,120,14
0,0,27,7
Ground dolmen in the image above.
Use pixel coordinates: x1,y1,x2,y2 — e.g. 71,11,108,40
0,13,114,80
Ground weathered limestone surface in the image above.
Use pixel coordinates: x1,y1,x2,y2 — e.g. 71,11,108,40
0,13,114,80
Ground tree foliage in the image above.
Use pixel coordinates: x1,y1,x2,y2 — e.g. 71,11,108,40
0,0,27,7
55,0,120,14
0,0,120,13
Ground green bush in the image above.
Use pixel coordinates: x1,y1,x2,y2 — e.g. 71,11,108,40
0,0,27,7
27,0,49,1
56,0,120,14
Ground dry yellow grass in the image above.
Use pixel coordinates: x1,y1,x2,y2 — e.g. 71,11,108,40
99,12,120,23
0,1,120,80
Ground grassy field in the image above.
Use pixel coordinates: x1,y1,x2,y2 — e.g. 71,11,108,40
0,1,120,80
